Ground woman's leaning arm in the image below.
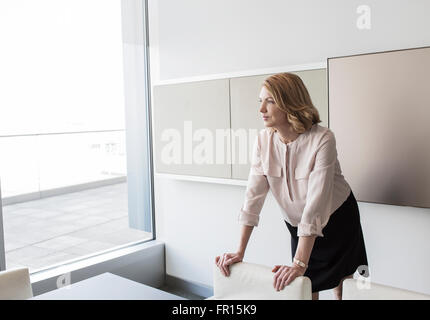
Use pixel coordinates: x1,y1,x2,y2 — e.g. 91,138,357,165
272,234,317,291
294,235,317,266
237,225,254,256
215,225,254,277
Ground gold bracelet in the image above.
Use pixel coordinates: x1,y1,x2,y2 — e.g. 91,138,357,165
293,258,308,269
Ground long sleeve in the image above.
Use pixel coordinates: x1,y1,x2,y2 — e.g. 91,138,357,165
237,135,270,227
297,132,337,237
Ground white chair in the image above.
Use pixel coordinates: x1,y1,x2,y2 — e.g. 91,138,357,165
343,278,430,300
0,267,33,300
206,261,312,300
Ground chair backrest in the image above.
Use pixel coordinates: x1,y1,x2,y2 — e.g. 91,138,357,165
0,267,33,300
343,278,430,300
211,261,312,300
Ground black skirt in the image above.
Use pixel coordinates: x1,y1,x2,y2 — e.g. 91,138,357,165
284,190,369,293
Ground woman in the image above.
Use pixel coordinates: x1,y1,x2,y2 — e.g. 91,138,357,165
215,72,368,300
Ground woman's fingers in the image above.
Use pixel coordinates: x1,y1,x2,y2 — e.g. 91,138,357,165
272,265,305,291
272,267,281,286
272,265,281,272
220,254,228,276
216,253,244,277
275,270,287,291
223,254,232,265
274,267,288,290
224,253,236,276
225,253,240,265
274,265,289,279
284,272,296,287
221,253,232,276
278,272,289,291
280,269,301,290
215,255,226,276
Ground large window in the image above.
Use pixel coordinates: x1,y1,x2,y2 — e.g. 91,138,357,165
0,0,154,272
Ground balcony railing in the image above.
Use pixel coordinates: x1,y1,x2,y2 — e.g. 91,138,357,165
0,129,126,202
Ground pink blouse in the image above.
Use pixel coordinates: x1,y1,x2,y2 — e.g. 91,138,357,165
238,123,351,237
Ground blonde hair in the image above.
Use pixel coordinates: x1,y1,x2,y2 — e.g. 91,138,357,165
262,72,321,134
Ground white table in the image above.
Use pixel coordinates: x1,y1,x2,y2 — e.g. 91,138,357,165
31,273,187,300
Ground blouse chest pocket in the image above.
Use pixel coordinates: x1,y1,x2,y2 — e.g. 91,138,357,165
294,165,311,201
263,165,282,178
294,165,311,180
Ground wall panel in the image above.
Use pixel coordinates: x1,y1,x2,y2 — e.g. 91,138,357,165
328,46,430,208
153,79,231,178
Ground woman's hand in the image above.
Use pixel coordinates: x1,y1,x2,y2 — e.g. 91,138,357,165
215,252,244,277
272,264,307,291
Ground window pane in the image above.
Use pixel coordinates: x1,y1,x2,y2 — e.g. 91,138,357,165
0,0,152,272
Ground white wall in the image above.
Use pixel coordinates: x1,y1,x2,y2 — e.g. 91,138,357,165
148,0,430,299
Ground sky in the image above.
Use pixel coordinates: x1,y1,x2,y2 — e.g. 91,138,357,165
0,0,126,136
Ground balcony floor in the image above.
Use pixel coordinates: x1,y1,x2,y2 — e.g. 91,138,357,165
1,183,152,271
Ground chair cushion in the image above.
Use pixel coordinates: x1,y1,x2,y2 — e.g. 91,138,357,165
210,261,312,300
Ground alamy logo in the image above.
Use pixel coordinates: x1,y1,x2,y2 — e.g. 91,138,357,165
56,272,71,289
357,5,371,30
356,265,371,290
161,121,258,165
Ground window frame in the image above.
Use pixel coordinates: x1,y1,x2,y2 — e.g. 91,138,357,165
0,0,156,273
